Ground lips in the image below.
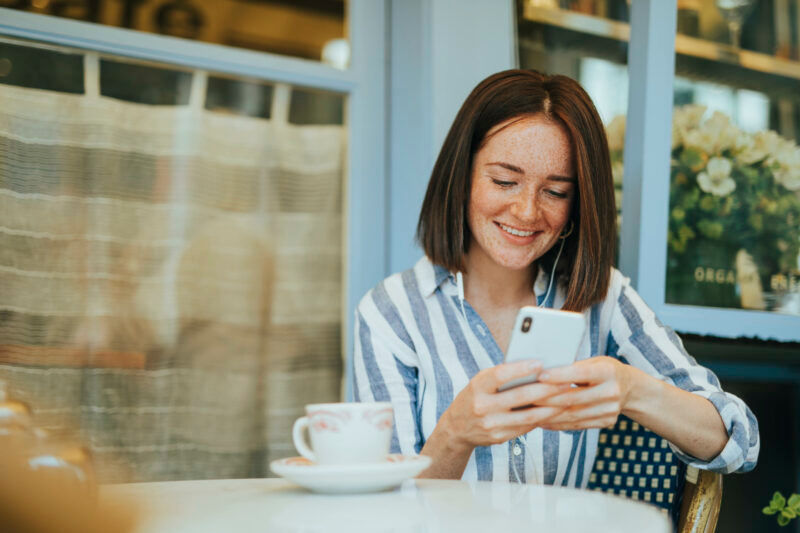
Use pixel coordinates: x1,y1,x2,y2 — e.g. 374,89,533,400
495,222,540,239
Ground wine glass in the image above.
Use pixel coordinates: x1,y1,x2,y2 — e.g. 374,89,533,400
715,0,755,49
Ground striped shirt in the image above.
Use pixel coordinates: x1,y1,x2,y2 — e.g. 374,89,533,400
353,256,759,486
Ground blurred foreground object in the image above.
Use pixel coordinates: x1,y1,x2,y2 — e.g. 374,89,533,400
0,379,32,440
0,447,138,533
0,380,138,533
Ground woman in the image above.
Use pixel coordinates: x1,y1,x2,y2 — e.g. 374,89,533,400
353,69,758,485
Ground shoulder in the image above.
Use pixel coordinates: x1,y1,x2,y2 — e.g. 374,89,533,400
357,256,441,318
608,267,632,298
588,267,650,336
603,268,666,336
591,266,631,310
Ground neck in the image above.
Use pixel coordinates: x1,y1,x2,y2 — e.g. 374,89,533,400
461,247,537,307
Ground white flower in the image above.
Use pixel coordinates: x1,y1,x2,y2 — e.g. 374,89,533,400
673,104,707,130
672,105,706,149
605,115,626,152
611,160,624,186
697,156,736,196
683,111,743,155
774,161,800,191
768,138,800,191
682,128,716,155
737,130,782,165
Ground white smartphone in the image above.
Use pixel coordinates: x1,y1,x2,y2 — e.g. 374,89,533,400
497,306,587,392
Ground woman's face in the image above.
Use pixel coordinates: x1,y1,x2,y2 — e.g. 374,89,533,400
466,114,576,272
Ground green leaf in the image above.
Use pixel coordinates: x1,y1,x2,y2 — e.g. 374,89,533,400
772,492,787,510
787,494,800,509
680,148,706,172
764,506,779,515
697,219,724,239
778,514,790,526
782,508,797,519
699,195,716,212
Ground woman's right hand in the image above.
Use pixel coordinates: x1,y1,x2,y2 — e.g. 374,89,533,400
418,359,567,479
441,359,568,451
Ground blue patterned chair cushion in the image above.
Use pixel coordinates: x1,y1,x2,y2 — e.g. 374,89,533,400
587,415,686,528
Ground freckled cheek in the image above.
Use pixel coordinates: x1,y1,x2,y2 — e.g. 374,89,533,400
546,211,570,232
468,192,501,228
541,199,572,231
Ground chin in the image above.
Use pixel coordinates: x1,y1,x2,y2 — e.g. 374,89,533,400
491,252,538,271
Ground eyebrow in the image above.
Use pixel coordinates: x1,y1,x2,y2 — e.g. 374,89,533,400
486,161,576,183
487,161,524,174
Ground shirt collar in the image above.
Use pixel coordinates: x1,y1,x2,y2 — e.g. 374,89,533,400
416,255,555,301
415,256,454,297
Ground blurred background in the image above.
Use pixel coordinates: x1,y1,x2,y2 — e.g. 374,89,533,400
0,1,798,531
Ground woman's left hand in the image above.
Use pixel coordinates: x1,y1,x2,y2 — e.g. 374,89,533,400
533,356,637,431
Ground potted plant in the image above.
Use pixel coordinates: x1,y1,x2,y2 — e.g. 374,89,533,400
764,491,800,527
607,105,800,311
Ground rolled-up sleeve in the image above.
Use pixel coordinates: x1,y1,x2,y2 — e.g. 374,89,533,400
608,279,760,474
353,288,424,455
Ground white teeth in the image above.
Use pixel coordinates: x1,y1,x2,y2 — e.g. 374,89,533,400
499,223,535,237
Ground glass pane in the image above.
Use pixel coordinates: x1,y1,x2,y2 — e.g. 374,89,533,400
0,40,84,93
289,86,344,125
663,1,800,315
0,35,347,481
100,58,193,105
4,0,350,68
205,76,274,119
517,0,630,263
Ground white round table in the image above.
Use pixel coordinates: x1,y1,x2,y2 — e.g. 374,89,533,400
102,478,672,533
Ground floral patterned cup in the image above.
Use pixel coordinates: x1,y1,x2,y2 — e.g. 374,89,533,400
292,402,393,465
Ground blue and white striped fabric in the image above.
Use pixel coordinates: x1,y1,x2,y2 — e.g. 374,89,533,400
353,256,759,486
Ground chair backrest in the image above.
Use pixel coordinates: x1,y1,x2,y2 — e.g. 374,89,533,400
587,415,688,527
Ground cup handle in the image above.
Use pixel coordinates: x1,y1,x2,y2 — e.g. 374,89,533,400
292,416,316,462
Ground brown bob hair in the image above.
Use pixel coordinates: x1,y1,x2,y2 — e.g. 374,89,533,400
416,69,616,312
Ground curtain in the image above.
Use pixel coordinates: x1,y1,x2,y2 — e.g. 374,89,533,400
0,60,345,481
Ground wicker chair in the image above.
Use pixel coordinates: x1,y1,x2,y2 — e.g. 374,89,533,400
588,415,723,532
677,467,723,533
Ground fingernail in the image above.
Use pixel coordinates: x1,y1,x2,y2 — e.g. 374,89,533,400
539,372,550,380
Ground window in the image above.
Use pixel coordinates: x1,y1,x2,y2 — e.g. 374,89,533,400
0,36,347,481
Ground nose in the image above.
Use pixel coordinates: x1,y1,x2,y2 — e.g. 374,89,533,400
509,190,539,223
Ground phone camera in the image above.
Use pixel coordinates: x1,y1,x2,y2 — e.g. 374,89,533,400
521,317,532,333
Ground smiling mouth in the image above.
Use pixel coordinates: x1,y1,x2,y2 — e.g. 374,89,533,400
496,222,538,238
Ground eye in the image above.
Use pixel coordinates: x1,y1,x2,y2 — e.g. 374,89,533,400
491,178,516,188
545,189,569,199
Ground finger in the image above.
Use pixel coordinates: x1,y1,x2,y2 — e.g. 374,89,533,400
540,415,619,431
535,382,620,408
496,382,570,410
477,360,542,391
539,402,619,426
537,358,610,385
489,405,566,429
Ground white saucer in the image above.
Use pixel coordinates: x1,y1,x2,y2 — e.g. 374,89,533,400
269,454,431,494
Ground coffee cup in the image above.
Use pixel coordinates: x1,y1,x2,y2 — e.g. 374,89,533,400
291,402,393,465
